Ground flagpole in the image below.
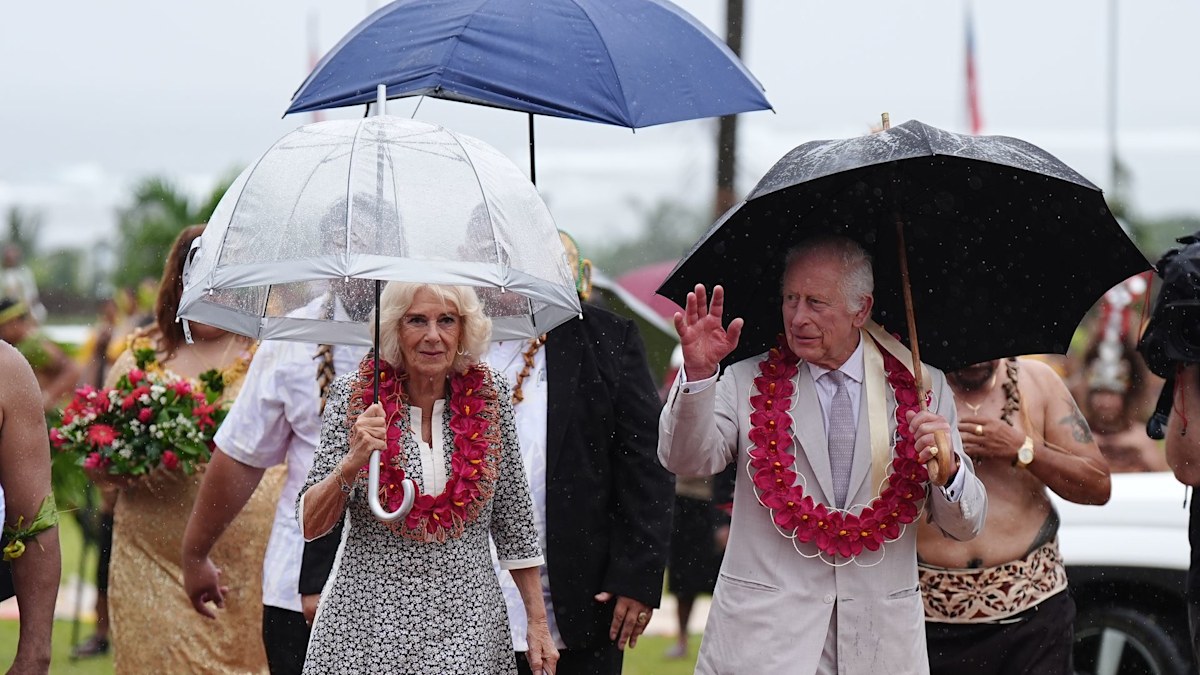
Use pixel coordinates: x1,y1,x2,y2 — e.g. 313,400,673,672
964,2,982,135
1107,0,1119,195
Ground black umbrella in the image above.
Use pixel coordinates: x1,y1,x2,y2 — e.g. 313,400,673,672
658,117,1151,481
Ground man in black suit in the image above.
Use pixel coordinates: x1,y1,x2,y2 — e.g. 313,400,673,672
301,233,674,674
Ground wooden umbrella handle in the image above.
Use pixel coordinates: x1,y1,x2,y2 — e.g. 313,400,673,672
915,385,955,487
895,214,954,486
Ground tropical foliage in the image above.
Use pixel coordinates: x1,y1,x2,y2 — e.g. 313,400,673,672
111,174,236,288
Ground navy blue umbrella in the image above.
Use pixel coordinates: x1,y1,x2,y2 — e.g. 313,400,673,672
286,0,771,180
288,0,770,125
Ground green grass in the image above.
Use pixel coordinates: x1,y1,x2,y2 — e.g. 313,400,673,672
58,506,92,586
0,621,112,674
622,635,701,674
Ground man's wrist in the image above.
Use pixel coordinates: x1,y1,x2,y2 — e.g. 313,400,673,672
682,363,717,382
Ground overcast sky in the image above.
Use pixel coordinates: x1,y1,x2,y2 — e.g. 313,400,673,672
2,0,1197,260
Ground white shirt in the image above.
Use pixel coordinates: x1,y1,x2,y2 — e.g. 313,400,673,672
214,337,366,612
487,339,567,651
411,400,448,493
806,339,866,434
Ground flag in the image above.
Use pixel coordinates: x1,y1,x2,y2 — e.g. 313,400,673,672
965,6,983,134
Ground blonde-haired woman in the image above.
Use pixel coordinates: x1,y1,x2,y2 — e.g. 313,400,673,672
298,282,557,674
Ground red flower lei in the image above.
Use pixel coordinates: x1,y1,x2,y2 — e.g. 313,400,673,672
748,338,928,560
351,356,502,543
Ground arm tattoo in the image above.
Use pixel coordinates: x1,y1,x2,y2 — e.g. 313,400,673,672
1058,398,1094,443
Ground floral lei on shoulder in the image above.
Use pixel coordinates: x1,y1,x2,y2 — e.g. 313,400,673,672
748,336,928,561
348,355,503,543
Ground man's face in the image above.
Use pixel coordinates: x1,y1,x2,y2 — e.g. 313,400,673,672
1087,390,1125,424
948,360,1000,391
781,253,871,370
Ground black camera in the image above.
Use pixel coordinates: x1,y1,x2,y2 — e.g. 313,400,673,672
1138,232,1200,438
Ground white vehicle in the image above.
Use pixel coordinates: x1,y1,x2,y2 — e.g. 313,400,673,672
1054,471,1194,674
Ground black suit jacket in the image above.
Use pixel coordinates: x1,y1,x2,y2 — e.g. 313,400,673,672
300,305,674,649
540,304,674,648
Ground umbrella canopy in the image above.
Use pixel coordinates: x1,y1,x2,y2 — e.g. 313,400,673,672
590,265,679,381
615,260,684,322
658,119,1152,372
285,0,771,127
178,115,581,345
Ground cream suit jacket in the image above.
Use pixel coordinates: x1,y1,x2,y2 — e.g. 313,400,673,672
658,352,987,675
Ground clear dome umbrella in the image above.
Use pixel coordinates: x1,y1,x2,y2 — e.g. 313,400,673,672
178,108,581,521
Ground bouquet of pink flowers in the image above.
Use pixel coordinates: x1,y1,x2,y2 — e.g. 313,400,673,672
51,343,229,476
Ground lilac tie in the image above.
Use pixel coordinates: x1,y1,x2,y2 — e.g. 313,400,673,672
824,370,856,508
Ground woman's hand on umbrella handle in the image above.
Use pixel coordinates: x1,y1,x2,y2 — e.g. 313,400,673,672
674,284,743,380
347,403,387,468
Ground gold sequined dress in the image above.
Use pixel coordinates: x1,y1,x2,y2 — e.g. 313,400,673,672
106,337,284,674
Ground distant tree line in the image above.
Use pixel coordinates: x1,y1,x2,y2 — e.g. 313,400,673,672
2,173,236,321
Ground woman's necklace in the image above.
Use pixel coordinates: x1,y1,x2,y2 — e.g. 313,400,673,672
182,333,238,372
960,370,998,416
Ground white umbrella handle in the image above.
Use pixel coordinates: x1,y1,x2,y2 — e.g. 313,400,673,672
366,449,415,521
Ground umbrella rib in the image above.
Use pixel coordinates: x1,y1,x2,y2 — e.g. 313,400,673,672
442,129,504,277
381,134,406,258
275,138,359,263
344,117,370,272
568,0,636,125
209,133,294,281
432,0,494,86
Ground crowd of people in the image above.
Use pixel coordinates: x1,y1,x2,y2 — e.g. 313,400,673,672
0,220,1191,675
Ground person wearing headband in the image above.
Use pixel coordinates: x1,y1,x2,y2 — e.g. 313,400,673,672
0,298,80,412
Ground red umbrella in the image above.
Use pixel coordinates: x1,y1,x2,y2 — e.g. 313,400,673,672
615,260,683,323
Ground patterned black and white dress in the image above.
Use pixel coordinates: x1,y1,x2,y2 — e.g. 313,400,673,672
298,368,543,674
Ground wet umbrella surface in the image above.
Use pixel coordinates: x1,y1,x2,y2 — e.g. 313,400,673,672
659,119,1151,372
178,115,581,346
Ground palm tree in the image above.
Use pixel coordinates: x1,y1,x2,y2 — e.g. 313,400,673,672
112,174,237,288
4,205,43,260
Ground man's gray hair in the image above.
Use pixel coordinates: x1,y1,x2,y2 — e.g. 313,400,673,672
782,235,874,312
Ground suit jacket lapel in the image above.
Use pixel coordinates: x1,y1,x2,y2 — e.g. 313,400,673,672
545,322,581,479
792,365,836,505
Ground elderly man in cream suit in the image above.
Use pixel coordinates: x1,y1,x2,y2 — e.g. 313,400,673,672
660,236,987,674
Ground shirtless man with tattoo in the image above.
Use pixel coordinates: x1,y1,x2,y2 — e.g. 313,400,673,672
917,357,1112,675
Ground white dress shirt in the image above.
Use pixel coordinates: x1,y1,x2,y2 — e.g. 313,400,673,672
487,339,567,651
215,336,366,613
806,339,866,434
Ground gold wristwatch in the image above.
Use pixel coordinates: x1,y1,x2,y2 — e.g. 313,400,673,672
1015,436,1035,468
